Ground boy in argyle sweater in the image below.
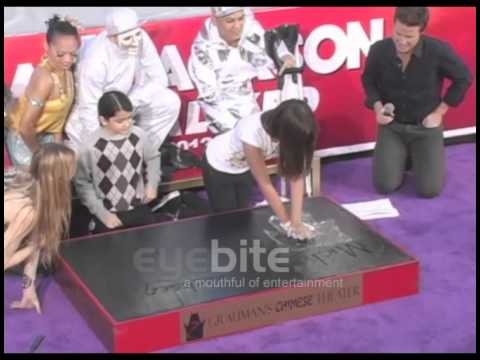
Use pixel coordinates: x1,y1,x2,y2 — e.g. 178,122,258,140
75,91,160,233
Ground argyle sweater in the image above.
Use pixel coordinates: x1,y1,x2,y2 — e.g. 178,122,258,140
75,125,160,224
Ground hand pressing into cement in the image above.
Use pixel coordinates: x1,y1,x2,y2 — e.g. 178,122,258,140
280,221,315,241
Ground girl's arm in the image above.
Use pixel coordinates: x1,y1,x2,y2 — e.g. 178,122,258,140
18,68,53,153
243,142,289,223
243,143,313,240
289,175,305,226
288,175,313,239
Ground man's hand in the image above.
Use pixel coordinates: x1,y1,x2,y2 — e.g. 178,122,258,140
103,212,123,229
376,113,394,125
373,102,394,125
279,54,296,76
11,286,41,314
375,107,394,125
144,186,158,204
422,111,443,128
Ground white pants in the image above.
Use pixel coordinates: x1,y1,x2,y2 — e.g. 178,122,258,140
129,84,181,151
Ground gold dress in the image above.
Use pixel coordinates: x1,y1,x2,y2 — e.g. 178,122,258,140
6,58,74,167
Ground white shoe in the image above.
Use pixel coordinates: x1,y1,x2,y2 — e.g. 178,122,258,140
151,191,181,212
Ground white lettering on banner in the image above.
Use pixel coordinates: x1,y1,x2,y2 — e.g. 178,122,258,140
346,20,384,68
161,45,195,91
10,63,34,98
7,19,381,150
169,99,209,137
304,19,384,74
185,100,208,135
176,136,212,151
9,19,384,92
305,25,348,74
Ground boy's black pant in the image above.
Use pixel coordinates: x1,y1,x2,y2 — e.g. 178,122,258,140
92,204,160,234
373,122,445,198
202,156,255,213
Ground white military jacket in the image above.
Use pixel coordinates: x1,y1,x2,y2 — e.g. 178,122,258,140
188,10,289,128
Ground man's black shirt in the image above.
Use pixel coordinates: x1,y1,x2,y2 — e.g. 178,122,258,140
361,35,472,124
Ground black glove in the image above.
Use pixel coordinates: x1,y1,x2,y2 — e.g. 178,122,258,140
160,142,202,170
264,24,303,89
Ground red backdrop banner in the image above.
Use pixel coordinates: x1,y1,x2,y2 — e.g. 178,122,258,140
4,6,476,155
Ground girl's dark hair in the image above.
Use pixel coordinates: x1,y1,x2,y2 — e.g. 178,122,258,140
394,7,430,32
45,14,80,44
262,99,318,179
98,90,133,120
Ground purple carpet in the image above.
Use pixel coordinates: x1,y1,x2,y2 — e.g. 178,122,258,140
4,143,476,353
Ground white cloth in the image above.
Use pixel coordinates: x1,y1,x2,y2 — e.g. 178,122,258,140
188,9,290,130
65,29,180,153
205,111,278,174
341,198,400,220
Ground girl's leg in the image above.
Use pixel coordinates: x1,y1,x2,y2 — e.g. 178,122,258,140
202,155,239,212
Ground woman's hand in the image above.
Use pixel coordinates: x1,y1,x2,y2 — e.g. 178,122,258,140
11,286,41,314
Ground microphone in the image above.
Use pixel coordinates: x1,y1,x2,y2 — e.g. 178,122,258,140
395,58,402,69
382,103,395,117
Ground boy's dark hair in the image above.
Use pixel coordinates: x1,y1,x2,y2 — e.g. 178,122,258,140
98,91,134,121
45,14,80,44
261,99,318,179
394,7,430,32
